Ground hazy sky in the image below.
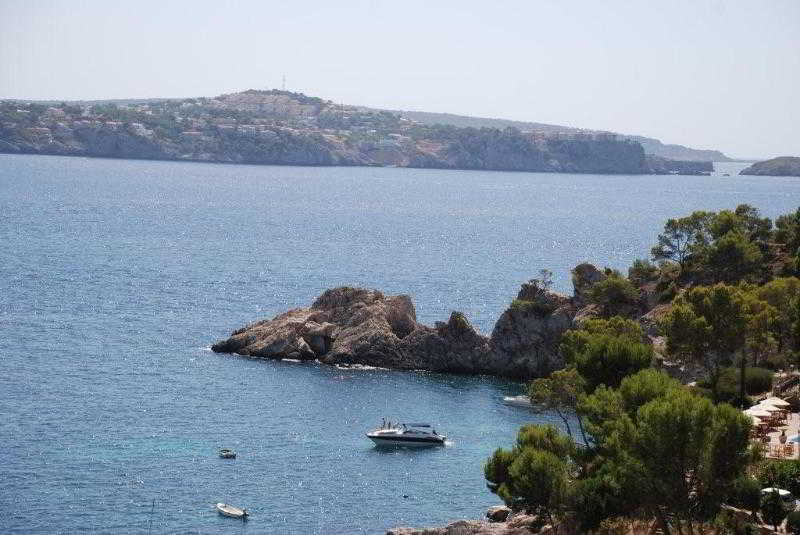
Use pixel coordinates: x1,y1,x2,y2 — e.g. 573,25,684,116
2,1,798,158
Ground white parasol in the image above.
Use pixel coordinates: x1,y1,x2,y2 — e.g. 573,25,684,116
762,396,790,407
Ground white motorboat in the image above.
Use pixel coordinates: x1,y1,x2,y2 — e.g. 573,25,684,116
502,395,533,408
216,503,249,519
218,448,236,459
366,422,446,447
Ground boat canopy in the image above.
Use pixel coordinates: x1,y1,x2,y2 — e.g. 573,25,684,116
406,423,431,427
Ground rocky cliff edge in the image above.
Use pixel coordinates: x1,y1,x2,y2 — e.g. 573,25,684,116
211,264,612,379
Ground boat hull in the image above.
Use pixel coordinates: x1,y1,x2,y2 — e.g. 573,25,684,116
216,503,248,519
367,435,445,447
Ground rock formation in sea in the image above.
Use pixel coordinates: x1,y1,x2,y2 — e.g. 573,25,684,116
740,156,800,177
211,263,631,379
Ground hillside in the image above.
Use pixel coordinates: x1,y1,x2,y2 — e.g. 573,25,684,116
0,89,710,175
394,109,730,162
740,156,800,177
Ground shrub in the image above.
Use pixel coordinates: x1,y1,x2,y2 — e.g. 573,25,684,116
756,459,800,496
787,511,800,534
628,259,659,286
509,298,555,317
728,477,762,512
589,275,640,315
761,490,789,531
699,367,773,403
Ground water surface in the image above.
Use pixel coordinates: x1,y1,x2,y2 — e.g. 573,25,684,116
1,155,798,533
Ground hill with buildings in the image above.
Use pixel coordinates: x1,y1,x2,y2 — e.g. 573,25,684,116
0,90,712,175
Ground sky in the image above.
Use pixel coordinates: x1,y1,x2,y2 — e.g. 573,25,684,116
1,0,798,159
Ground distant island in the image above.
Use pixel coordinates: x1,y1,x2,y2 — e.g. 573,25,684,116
740,156,800,177
0,89,714,175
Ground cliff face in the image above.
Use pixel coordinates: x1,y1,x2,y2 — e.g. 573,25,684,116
645,155,713,175
740,156,800,177
210,265,624,379
0,93,700,175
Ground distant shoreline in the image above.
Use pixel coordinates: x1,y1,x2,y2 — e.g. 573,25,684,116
0,150,722,177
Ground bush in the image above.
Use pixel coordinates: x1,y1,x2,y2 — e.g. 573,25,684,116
761,490,789,530
628,259,659,286
728,477,762,512
699,367,773,403
589,275,640,315
509,298,555,317
756,459,800,496
787,511,800,534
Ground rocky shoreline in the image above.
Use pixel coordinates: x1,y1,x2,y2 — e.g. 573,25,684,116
211,263,654,380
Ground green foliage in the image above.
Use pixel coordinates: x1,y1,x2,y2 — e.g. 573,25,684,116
699,367,774,403
504,449,569,518
761,490,789,530
484,424,575,519
756,459,800,496
631,390,752,522
528,369,586,439
628,259,659,286
588,274,640,316
571,335,653,392
560,316,651,393
705,231,763,284
662,284,748,401
651,211,712,268
509,298,554,317
650,204,779,285
787,511,800,534
728,477,762,512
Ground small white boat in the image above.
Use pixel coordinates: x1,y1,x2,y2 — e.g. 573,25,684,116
503,395,533,408
216,503,249,519
366,422,446,447
218,448,236,459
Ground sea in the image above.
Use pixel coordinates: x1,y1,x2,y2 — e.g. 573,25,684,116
1,154,797,534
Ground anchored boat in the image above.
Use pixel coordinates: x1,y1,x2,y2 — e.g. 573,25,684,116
216,503,248,519
218,448,236,459
366,422,446,447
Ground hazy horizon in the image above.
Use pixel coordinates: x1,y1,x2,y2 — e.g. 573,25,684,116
2,0,798,159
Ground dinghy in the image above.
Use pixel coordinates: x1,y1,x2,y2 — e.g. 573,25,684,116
218,448,236,459
216,503,248,519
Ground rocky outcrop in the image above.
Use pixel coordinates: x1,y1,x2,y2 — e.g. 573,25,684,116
740,156,800,177
212,279,580,379
570,263,606,307
387,511,541,535
211,261,669,379
644,155,713,175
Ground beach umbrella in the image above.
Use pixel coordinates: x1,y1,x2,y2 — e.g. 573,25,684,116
745,414,763,424
762,397,790,407
756,403,782,412
745,407,772,418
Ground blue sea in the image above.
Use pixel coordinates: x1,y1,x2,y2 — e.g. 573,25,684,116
1,154,798,534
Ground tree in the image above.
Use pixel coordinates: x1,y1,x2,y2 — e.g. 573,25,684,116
631,390,752,534
484,425,575,521
651,211,713,270
761,490,788,531
663,285,748,402
528,368,586,441
754,277,800,351
704,231,763,284
571,335,653,393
